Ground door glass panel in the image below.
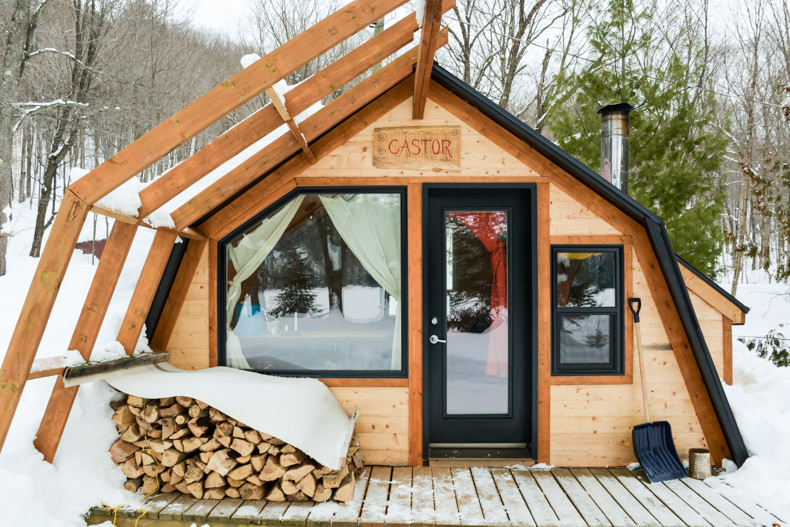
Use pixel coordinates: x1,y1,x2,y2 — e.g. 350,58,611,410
444,211,509,415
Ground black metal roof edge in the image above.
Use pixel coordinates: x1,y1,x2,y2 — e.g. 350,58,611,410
675,254,750,314
428,64,749,466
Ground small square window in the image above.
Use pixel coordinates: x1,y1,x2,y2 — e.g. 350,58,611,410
552,247,623,376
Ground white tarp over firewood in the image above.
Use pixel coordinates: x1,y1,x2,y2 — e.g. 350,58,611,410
95,362,356,470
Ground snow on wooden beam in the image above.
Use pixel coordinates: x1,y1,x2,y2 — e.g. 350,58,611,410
0,190,89,454
69,0,410,207
137,14,419,220
89,204,204,241
413,0,447,119
172,36,447,232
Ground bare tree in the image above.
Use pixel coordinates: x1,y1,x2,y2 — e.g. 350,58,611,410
0,0,54,275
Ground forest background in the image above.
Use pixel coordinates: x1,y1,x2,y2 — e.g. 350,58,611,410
1,0,789,297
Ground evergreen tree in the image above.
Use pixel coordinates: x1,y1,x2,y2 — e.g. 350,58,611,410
270,245,322,319
546,0,728,276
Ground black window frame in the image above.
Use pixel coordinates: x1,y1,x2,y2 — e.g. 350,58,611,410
217,186,408,378
550,245,624,376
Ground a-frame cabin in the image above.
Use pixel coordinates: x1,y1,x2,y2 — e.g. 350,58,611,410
0,0,749,471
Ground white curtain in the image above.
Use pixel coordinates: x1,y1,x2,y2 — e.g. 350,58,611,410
225,195,305,368
319,194,402,369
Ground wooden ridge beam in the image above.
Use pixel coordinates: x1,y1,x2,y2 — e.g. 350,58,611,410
33,220,137,461
69,0,410,207
266,87,316,163
413,0,445,119
116,230,179,354
173,35,448,231
0,190,89,453
137,14,419,219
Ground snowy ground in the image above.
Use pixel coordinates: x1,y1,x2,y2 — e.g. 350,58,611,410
1,201,789,523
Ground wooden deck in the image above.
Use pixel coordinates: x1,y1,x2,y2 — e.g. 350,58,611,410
86,466,786,527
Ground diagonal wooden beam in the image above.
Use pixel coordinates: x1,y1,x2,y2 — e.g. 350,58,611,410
137,14,419,219
33,220,137,462
202,75,417,239
170,34,448,231
89,204,204,241
0,190,89,453
413,0,444,119
266,87,316,163
116,230,179,354
69,0,410,207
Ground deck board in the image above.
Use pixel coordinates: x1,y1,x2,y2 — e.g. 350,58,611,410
663,479,737,527
87,466,787,527
553,468,612,527
511,469,562,527
470,467,509,526
588,469,660,527
359,465,392,526
432,467,460,527
490,469,536,527
386,466,414,526
411,465,436,525
609,469,686,527
571,468,636,527
451,467,485,526
531,469,586,527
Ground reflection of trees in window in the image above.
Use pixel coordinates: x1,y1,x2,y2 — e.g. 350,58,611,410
447,217,493,333
269,243,323,318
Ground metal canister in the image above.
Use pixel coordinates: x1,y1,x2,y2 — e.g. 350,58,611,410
688,448,712,479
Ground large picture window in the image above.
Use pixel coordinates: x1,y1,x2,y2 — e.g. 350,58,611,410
551,246,624,376
220,189,406,376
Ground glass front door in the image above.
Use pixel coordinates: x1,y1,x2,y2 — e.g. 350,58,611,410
425,187,534,451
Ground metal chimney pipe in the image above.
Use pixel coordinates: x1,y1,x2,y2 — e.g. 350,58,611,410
598,103,633,193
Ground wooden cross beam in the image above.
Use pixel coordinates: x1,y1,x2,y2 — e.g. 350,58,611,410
172,30,449,232
266,87,317,163
89,204,205,241
413,0,446,119
136,14,419,220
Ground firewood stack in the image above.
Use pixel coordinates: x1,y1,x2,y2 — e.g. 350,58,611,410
108,395,364,502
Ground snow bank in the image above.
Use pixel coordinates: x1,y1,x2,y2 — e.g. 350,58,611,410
719,341,790,514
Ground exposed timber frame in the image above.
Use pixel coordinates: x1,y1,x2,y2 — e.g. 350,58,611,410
0,0,454,462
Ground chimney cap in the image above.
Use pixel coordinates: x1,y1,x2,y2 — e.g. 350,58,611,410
598,102,634,115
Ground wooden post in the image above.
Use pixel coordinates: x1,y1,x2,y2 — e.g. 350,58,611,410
412,0,443,119
33,221,137,461
0,190,89,453
117,230,179,354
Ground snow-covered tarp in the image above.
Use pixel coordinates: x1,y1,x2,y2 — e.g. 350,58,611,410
94,363,356,470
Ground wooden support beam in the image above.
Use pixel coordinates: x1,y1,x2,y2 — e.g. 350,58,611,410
89,204,204,241
173,36,449,231
137,14,419,219
150,238,208,351
413,0,444,119
116,230,179,354
0,190,89,453
32,220,137,461
266,87,316,163
69,0,409,207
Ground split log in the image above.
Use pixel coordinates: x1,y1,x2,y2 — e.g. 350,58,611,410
284,462,316,483
266,483,286,502
333,472,355,502
140,476,158,495
227,463,253,481
225,487,241,499
127,396,146,408
159,404,184,418
141,405,159,424
313,483,332,503
239,482,264,500
175,396,193,407
230,437,254,457
260,455,286,481
297,472,317,497
206,449,237,476
110,438,138,464
186,480,204,499
205,471,225,489
204,487,226,500
280,450,306,467
124,478,142,493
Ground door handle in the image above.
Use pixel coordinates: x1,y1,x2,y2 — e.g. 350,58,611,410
429,334,446,344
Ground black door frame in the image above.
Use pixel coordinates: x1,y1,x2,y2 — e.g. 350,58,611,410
422,183,538,460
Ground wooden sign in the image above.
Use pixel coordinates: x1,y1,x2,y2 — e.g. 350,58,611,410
373,126,461,170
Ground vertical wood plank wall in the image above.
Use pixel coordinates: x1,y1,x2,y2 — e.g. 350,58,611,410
163,95,737,467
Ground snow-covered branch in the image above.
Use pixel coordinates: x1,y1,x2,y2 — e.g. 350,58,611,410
27,48,102,75
12,100,90,132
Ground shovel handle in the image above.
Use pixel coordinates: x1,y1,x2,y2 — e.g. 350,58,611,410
628,298,641,323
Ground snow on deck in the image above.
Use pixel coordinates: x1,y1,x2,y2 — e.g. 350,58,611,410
86,466,787,526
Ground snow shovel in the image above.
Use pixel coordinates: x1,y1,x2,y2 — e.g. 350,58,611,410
629,298,687,483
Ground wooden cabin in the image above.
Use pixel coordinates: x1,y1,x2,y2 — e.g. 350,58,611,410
0,0,749,472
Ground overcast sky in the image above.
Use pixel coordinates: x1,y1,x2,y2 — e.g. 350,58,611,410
177,0,251,39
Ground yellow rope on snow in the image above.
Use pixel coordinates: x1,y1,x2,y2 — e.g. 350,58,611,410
100,445,160,526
